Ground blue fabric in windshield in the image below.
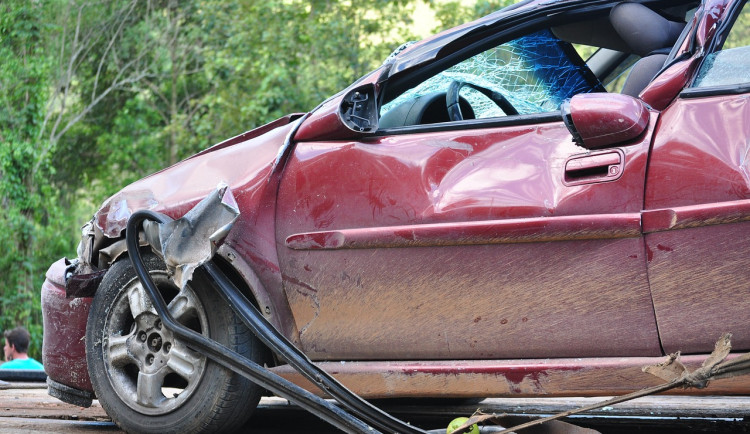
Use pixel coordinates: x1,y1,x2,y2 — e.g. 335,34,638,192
507,29,602,112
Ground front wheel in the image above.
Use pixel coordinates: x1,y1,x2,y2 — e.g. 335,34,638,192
86,253,265,433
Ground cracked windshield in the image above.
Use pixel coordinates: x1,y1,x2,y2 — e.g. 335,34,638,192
382,29,601,119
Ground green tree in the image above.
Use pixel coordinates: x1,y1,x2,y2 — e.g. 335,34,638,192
0,0,498,360
0,0,55,358
196,0,421,143
431,0,513,31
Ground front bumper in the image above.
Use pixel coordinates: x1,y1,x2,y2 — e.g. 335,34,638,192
41,258,93,393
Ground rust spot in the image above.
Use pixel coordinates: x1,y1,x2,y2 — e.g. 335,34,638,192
646,244,654,262
473,316,482,323
303,264,312,272
500,318,508,325
629,254,638,259
521,317,528,322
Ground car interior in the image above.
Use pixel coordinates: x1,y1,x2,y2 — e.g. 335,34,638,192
379,0,701,129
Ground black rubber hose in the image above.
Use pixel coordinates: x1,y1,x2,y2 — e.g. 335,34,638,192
126,209,378,434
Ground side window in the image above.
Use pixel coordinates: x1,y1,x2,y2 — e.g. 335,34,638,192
379,29,602,128
693,1,750,88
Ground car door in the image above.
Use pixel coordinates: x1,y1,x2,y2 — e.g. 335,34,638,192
644,0,750,354
275,24,662,361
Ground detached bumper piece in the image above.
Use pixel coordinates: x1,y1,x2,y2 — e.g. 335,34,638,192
47,378,95,408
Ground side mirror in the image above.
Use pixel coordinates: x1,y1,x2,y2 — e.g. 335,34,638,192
561,93,649,150
293,83,379,141
340,84,378,133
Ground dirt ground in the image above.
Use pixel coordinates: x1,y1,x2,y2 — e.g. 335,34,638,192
2,382,749,433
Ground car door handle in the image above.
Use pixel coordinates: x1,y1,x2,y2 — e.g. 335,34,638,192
564,150,624,185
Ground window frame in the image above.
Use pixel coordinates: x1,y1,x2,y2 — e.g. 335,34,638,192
681,0,750,98
374,8,614,135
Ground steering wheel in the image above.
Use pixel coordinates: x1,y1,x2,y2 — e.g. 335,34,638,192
446,81,518,121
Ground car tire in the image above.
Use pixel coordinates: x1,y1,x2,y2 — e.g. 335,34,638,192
86,253,264,433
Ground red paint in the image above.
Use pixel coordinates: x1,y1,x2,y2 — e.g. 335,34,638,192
643,200,750,233
85,118,307,350
695,0,730,48
282,273,318,294
271,355,750,398
286,213,641,250
502,368,548,394
643,8,750,352
41,0,750,403
277,112,660,360
41,260,93,392
192,114,303,158
640,58,698,110
294,74,382,142
566,93,650,149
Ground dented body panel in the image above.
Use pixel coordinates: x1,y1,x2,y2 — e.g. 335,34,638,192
41,0,750,408
93,117,302,337
276,117,660,360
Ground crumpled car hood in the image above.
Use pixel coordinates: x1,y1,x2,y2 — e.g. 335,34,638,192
94,114,303,238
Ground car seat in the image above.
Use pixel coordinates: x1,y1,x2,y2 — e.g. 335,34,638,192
610,2,685,97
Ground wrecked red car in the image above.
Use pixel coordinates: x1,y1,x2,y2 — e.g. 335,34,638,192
42,0,750,431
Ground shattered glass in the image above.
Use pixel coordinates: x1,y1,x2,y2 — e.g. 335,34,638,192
693,46,750,88
382,29,600,119
693,1,750,88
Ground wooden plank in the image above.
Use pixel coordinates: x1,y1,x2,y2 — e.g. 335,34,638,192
0,385,109,421
0,417,120,433
2,384,749,433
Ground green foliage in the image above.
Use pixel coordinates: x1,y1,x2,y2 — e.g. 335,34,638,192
196,0,421,146
0,0,493,363
430,0,513,30
0,0,56,359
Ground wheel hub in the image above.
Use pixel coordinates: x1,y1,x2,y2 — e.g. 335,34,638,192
125,314,175,375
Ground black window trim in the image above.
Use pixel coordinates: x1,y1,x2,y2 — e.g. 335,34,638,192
374,112,563,138
680,82,750,98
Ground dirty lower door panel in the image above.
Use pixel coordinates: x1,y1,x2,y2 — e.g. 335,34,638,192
276,119,661,360
644,94,750,354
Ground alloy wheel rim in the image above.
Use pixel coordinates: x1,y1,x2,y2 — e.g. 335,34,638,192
103,272,209,415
